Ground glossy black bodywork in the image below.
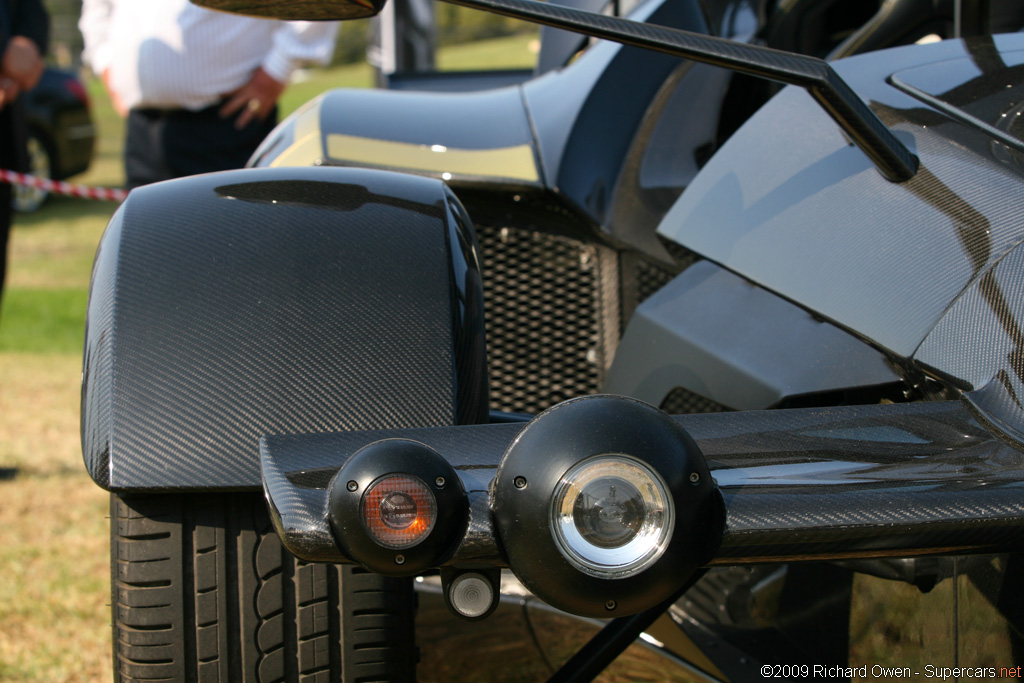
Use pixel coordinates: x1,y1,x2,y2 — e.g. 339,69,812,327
525,0,715,236
446,0,917,182
603,260,904,411
252,0,751,259
659,35,1024,363
315,85,536,171
81,166,488,490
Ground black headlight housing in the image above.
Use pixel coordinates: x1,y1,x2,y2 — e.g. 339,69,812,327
492,395,723,617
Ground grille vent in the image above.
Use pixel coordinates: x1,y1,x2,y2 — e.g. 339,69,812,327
660,386,731,415
476,225,619,414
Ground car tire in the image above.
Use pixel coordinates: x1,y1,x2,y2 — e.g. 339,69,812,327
111,491,417,682
12,132,51,213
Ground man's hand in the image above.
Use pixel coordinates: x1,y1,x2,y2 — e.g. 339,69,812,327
2,36,44,92
0,77,19,111
220,67,285,129
101,68,127,117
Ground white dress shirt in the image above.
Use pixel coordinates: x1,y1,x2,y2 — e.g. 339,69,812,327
80,0,338,111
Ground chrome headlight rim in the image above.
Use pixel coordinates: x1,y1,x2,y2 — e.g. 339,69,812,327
550,454,675,579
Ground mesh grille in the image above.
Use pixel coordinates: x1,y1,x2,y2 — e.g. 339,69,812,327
635,257,679,306
659,236,700,269
477,225,618,414
620,239,696,326
660,386,731,415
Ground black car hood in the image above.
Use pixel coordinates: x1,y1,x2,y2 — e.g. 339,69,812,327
658,34,1024,367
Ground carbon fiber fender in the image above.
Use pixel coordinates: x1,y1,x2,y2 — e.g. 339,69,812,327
82,165,488,491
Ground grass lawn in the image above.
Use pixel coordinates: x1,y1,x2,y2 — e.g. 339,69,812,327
0,34,533,682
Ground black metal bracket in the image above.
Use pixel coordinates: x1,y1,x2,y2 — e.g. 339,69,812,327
545,569,708,683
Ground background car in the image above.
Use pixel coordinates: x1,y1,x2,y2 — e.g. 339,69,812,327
13,66,96,213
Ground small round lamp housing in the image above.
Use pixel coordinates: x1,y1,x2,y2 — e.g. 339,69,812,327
329,439,468,576
492,395,721,617
443,569,501,621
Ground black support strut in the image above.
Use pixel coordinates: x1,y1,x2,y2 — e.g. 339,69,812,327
546,570,708,683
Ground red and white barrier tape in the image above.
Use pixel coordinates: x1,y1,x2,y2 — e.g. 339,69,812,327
0,169,128,202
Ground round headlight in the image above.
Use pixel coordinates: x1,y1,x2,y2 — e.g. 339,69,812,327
551,455,674,579
492,395,722,617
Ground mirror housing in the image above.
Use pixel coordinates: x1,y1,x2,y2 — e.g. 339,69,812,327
190,0,385,20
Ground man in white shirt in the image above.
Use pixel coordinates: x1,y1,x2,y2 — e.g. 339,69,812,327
80,0,338,188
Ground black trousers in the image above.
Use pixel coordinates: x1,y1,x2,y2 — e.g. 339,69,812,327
0,101,28,308
0,178,10,309
125,101,278,189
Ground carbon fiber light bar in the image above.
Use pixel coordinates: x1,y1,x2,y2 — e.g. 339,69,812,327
261,399,1024,566
439,0,919,182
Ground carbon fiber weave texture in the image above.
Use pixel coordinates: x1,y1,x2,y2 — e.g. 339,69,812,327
81,209,123,488
83,167,471,490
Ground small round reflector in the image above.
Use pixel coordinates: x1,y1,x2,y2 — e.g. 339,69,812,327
448,573,495,619
551,455,674,579
361,474,437,549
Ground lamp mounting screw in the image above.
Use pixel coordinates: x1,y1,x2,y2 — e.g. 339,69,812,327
346,480,358,492
689,472,700,483
605,600,617,611
435,476,446,488
513,476,528,489
395,555,406,565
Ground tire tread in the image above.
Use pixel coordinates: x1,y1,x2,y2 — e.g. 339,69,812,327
111,492,416,682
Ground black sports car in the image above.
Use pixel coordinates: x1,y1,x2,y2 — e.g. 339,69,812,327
80,0,1024,680
14,67,96,212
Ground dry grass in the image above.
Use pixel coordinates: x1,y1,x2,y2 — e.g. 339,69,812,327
0,354,112,682
0,354,84,473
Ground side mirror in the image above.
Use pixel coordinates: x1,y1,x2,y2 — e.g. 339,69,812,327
190,0,386,20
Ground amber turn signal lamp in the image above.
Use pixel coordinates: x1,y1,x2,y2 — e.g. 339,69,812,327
329,439,468,576
361,474,438,549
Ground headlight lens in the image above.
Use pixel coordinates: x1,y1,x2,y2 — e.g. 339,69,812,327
360,474,437,549
551,455,674,579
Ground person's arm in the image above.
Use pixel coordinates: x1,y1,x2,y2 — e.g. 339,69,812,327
220,21,339,129
79,0,126,115
79,0,114,76
262,21,340,86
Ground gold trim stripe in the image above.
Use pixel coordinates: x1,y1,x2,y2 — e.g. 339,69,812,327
269,100,325,168
326,133,539,183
